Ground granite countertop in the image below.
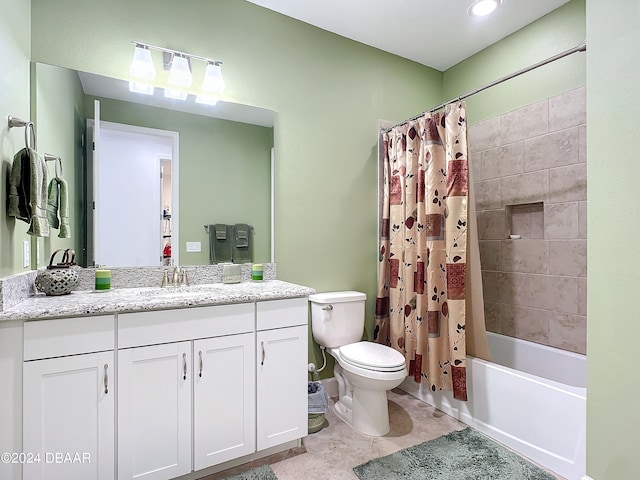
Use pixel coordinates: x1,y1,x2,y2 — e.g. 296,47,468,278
0,280,315,322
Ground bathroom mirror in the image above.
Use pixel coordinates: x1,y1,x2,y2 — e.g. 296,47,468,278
33,62,275,268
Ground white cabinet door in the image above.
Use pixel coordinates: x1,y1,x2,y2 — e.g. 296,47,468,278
193,333,255,470
256,325,308,450
118,342,191,480
23,352,115,480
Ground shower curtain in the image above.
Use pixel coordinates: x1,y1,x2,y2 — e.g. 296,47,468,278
374,102,487,401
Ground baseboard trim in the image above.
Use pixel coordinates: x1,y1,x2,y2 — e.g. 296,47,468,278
173,440,299,480
582,476,594,480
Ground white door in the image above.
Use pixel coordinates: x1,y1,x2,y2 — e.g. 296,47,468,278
256,325,308,450
96,126,170,266
87,117,179,268
193,334,256,470
23,352,115,480
118,342,191,480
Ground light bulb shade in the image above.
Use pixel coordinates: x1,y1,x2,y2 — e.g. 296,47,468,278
195,95,219,106
164,88,188,100
168,55,193,87
202,63,225,93
129,81,154,95
130,46,156,81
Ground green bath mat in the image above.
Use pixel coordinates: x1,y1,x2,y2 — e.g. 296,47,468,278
354,427,556,480
220,464,277,480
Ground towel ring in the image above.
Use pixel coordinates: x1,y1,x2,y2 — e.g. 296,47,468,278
25,122,37,150
44,154,63,179
7,115,37,151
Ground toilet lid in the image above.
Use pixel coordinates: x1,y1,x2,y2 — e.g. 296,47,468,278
339,342,406,371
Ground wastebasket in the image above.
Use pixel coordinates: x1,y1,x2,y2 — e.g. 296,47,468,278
308,381,329,433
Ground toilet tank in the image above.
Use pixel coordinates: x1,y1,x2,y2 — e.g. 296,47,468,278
309,291,366,348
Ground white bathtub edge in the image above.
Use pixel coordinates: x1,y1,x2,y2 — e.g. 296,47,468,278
399,374,586,480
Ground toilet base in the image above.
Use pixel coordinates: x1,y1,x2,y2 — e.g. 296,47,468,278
334,388,391,437
331,362,401,437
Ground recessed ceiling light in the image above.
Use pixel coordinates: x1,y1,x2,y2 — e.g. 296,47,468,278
468,0,502,17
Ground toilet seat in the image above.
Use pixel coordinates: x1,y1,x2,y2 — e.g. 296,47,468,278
338,342,406,372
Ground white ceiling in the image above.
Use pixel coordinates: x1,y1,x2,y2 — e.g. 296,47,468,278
246,0,570,71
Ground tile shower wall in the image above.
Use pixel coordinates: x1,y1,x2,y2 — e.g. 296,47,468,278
469,87,586,354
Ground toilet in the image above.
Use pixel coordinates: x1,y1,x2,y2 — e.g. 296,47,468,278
309,291,407,436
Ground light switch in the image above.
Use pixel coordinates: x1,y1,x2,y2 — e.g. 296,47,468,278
186,241,201,252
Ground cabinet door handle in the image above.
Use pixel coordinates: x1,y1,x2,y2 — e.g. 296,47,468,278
261,341,265,366
103,364,109,394
183,352,187,380
198,351,203,378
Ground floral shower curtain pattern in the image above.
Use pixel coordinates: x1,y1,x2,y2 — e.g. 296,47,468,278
375,103,469,401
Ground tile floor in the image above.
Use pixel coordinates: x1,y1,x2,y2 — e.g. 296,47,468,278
202,388,563,480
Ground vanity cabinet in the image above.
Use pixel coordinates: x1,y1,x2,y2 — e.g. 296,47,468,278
116,303,256,480
193,333,255,469
117,342,192,480
256,298,308,450
18,292,309,480
22,315,116,480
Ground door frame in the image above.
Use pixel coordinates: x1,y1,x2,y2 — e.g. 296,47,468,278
87,119,179,267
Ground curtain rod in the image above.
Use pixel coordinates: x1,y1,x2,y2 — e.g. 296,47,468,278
382,41,586,134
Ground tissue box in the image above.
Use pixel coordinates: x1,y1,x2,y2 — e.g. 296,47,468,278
221,264,242,284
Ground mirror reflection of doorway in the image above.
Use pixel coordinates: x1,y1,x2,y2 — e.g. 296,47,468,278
88,115,179,267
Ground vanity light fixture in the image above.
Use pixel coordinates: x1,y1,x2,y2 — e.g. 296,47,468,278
167,55,193,88
164,88,189,101
202,62,226,94
130,44,156,80
128,82,154,96
195,95,219,106
129,41,224,104
468,0,502,17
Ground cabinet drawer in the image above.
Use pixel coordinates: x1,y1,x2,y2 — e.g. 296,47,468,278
118,303,255,349
24,315,115,361
256,297,308,331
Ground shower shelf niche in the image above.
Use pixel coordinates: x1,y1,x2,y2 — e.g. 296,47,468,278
505,202,544,239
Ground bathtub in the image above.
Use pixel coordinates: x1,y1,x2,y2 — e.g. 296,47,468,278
400,332,586,480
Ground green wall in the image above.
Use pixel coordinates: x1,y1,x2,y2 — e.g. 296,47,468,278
586,0,640,478
0,0,31,276
85,96,274,265
444,0,586,124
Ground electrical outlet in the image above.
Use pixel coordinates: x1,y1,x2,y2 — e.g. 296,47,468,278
23,241,30,268
186,241,201,252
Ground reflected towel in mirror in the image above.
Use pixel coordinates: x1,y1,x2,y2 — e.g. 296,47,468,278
209,224,232,263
